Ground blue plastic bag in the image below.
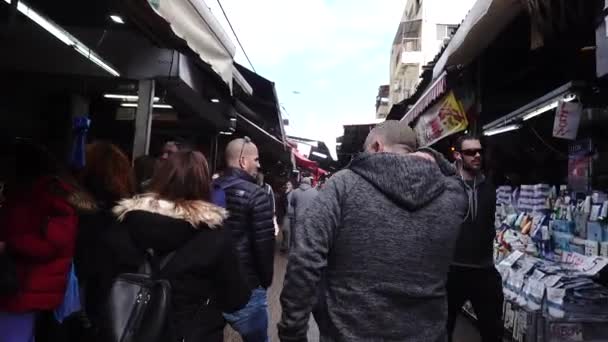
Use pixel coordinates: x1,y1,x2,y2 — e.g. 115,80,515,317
54,262,81,323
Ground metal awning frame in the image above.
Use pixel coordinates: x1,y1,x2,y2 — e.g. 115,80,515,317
482,81,584,131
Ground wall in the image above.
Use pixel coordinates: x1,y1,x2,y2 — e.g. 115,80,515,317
388,0,475,110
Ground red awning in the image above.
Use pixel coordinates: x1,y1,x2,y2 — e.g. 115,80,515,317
401,71,448,124
293,149,318,169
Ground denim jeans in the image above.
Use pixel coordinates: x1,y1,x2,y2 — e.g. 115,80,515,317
224,287,269,342
0,311,36,342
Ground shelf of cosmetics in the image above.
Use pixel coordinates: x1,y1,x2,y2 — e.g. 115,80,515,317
495,185,608,258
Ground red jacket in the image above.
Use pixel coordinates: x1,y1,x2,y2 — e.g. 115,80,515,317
0,177,80,312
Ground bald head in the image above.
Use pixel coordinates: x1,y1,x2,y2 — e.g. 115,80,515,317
226,138,260,178
364,120,418,155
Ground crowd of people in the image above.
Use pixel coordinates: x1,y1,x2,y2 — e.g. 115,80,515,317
0,119,503,342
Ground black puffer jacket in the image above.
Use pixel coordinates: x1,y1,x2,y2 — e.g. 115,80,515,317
87,195,251,342
215,168,275,289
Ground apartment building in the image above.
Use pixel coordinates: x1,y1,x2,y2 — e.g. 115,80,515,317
375,85,390,119
388,0,475,110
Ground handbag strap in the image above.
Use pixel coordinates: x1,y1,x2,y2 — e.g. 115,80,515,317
142,249,177,276
159,251,177,271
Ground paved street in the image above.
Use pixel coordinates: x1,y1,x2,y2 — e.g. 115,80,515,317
225,248,482,342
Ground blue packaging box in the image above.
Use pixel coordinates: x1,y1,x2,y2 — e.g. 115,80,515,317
552,232,572,253
551,220,575,234
587,222,604,242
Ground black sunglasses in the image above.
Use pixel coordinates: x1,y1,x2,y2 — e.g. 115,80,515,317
460,149,483,157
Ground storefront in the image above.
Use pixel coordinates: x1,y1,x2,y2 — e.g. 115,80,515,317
423,0,608,339
0,0,291,176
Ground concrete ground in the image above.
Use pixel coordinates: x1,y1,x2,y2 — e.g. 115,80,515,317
225,250,482,342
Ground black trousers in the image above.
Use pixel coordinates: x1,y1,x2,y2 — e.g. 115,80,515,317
447,266,504,342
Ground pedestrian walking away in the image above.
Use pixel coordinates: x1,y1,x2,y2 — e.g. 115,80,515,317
279,181,294,253
447,135,504,342
278,120,467,342
288,172,319,248
214,137,275,342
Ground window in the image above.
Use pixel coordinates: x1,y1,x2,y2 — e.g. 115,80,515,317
436,24,458,40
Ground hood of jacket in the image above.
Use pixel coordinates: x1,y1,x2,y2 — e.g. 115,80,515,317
298,183,313,191
113,194,228,229
349,149,457,211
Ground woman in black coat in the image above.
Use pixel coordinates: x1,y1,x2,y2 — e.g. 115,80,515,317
93,150,251,341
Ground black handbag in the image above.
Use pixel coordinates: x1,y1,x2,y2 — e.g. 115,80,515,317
99,249,176,342
0,251,18,296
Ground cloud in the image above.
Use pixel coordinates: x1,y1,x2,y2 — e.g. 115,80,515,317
206,0,407,154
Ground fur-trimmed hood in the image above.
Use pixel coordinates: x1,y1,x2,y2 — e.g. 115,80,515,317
113,194,228,229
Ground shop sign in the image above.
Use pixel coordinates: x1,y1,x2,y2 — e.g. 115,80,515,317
552,101,583,140
414,91,468,147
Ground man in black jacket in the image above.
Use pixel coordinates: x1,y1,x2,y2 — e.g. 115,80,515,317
448,135,503,342
216,137,275,342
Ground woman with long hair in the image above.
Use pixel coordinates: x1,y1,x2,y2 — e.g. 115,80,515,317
74,142,136,336
94,150,250,341
0,139,92,342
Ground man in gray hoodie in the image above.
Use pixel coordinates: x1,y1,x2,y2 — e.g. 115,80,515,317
288,173,319,247
278,120,467,342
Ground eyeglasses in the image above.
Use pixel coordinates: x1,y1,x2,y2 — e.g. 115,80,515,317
239,136,252,160
460,149,483,157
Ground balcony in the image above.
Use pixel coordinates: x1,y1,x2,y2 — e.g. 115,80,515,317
393,38,423,77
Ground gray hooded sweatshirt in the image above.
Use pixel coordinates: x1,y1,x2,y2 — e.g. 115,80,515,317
290,181,319,225
279,149,467,342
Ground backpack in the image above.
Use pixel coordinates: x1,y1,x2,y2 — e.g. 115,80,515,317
212,178,245,208
100,249,176,342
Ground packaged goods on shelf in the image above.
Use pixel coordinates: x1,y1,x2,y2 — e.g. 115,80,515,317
496,251,608,341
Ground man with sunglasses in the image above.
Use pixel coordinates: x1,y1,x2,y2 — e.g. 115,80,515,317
448,135,503,342
215,137,274,342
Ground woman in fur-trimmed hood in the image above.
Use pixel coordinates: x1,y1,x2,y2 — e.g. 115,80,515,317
90,151,250,342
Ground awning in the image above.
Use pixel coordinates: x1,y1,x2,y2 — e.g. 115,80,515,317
147,0,237,87
482,82,582,132
432,0,524,79
293,149,318,170
401,72,448,125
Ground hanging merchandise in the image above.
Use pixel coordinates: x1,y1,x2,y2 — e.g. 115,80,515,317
568,140,593,193
414,91,468,147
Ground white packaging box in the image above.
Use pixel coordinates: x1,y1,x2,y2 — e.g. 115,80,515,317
585,240,599,256
601,242,608,257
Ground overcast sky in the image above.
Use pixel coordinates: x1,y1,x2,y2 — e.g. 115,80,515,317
206,0,407,158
